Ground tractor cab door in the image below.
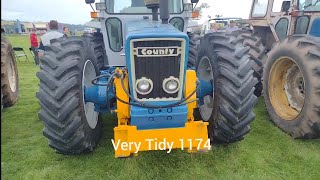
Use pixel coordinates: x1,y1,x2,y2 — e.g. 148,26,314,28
269,0,293,41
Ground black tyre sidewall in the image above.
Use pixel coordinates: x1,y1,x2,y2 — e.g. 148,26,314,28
263,46,310,132
78,58,102,151
1,37,19,107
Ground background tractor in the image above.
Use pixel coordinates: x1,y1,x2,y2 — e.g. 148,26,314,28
36,0,258,157
199,17,244,36
1,28,19,110
245,0,320,138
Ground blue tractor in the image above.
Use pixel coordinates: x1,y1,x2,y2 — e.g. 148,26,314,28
36,0,258,157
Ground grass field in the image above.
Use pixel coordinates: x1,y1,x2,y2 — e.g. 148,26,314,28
1,35,320,179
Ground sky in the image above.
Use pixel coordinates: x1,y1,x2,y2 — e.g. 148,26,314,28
1,0,253,24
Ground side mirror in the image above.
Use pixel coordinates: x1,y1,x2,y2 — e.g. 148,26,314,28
281,1,291,12
85,0,95,4
191,0,199,3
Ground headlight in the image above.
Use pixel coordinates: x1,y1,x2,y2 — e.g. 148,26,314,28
136,77,153,95
163,76,180,94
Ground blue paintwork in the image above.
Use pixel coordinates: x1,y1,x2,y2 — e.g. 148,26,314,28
196,79,213,106
84,69,115,113
130,105,188,130
84,20,194,130
124,20,190,129
125,19,189,105
310,18,320,37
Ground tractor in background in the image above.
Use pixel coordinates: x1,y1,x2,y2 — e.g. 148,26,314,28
243,0,320,138
199,17,243,36
36,0,258,157
1,28,19,110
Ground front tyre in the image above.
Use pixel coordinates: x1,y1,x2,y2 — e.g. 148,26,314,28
187,32,200,68
263,35,320,139
232,30,266,97
36,37,102,154
196,33,258,143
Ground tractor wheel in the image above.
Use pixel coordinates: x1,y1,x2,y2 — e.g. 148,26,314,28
36,36,103,154
196,33,258,143
232,30,266,97
1,36,19,108
263,35,320,139
187,32,200,68
82,32,106,71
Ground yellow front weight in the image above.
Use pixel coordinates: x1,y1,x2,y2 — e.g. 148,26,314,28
113,69,209,158
113,121,209,158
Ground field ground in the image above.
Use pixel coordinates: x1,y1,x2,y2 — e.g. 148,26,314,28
1,35,320,179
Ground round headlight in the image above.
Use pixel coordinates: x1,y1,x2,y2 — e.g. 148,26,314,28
136,78,153,95
163,77,180,94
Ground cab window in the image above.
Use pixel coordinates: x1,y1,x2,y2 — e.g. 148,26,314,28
272,0,289,12
106,18,123,52
295,16,310,34
252,0,269,17
105,0,183,14
298,0,320,11
275,18,289,40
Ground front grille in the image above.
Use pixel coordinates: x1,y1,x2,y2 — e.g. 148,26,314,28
131,39,185,100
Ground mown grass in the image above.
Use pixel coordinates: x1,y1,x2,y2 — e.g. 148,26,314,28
1,35,320,179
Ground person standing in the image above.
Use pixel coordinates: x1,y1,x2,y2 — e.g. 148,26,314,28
30,29,39,65
38,20,64,59
226,20,240,33
63,27,69,37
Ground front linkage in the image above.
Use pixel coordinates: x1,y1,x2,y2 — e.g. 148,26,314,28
85,67,211,157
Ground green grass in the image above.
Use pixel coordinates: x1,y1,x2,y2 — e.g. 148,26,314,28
1,35,320,179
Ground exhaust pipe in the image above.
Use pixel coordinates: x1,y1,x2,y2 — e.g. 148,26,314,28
160,0,169,24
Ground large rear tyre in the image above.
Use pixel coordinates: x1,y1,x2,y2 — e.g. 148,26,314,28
263,35,320,139
36,36,103,154
232,30,266,97
187,32,200,68
1,36,19,108
196,33,258,143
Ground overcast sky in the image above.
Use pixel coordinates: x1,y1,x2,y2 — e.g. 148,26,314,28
1,0,252,24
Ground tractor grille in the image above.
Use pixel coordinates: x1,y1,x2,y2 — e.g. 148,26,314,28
131,39,185,100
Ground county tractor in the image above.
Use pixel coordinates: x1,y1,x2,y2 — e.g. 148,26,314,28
36,0,258,157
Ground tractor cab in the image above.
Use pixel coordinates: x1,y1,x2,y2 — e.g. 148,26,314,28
249,0,320,49
87,0,199,66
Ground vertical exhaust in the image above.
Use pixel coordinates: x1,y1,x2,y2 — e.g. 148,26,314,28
160,0,169,24
145,0,159,21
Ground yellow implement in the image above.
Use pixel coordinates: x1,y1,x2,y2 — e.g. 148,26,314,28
113,70,209,158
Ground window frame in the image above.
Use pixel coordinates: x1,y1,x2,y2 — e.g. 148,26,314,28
275,17,289,40
298,0,320,12
105,17,123,52
294,16,310,34
251,0,270,18
169,17,184,32
105,0,184,15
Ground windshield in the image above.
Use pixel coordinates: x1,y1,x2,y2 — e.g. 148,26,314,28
105,0,183,14
299,0,320,11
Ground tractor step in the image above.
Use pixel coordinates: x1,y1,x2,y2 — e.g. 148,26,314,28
113,121,210,157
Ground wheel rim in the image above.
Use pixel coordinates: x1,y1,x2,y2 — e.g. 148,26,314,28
82,60,98,129
197,57,214,121
269,57,305,121
7,53,17,92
